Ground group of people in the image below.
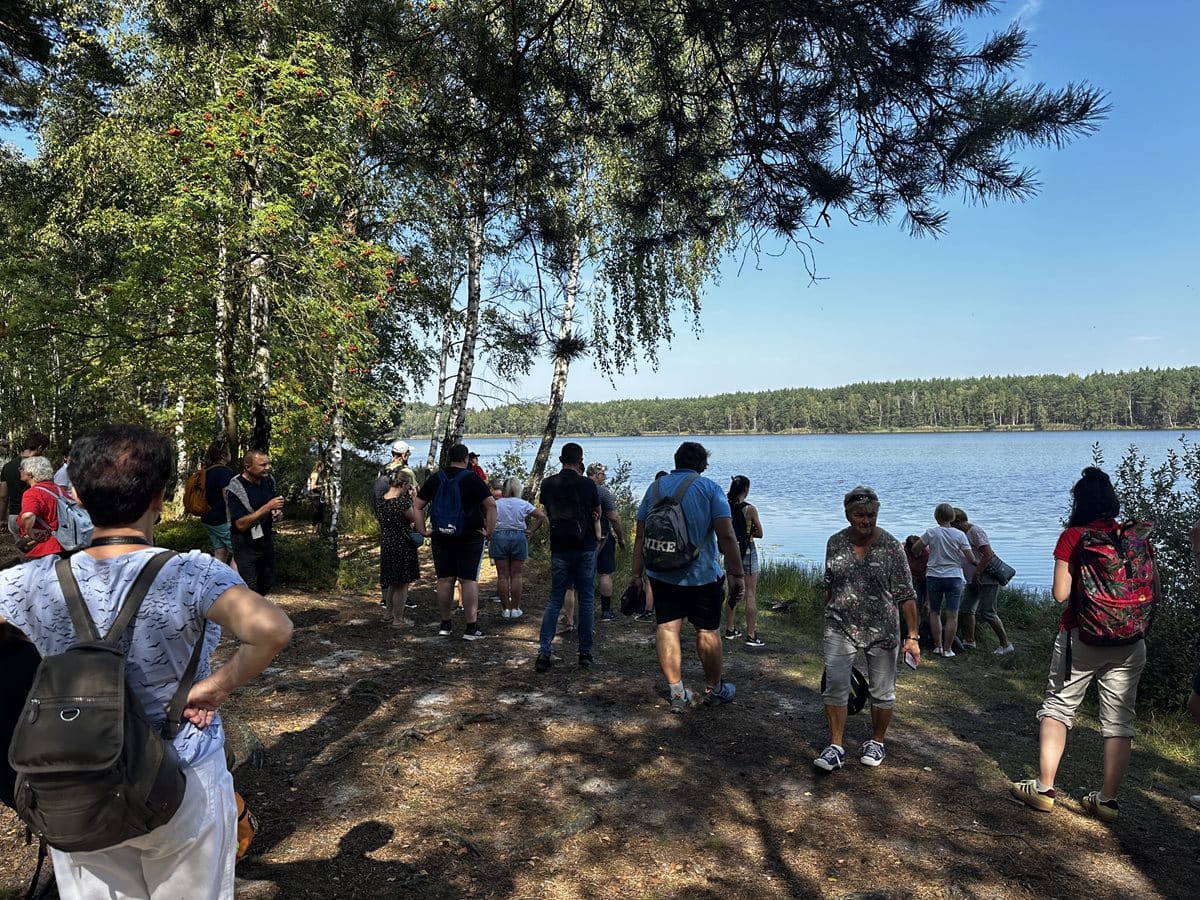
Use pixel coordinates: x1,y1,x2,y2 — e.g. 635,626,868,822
1,425,293,898
905,504,1016,658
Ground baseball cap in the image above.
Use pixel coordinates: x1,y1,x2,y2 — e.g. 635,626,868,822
391,440,411,456
586,462,606,476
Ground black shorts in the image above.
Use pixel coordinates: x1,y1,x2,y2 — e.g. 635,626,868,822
595,535,617,575
431,535,485,581
649,576,725,632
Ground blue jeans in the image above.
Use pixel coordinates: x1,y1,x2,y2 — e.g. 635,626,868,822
539,550,597,658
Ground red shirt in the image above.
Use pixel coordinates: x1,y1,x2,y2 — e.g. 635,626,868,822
1052,517,1119,631
19,480,65,558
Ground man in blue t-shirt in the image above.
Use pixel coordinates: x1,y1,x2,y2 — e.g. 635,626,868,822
535,443,601,672
629,442,744,712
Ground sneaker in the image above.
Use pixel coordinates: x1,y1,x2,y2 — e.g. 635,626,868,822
600,609,615,621
634,611,655,623
462,624,485,641
404,600,418,609
1080,791,1119,823
1188,794,1200,810
1009,779,1055,812
669,689,693,714
703,681,736,706
509,608,523,620
813,744,846,772
744,634,765,647
932,647,944,657
993,643,1016,655
501,608,511,619
379,599,388,609
941,649,956,658
578,653,593,668
437,620,453,636
723,628,743,640
535,654,552,673
860,739,886,767
960,640,977,650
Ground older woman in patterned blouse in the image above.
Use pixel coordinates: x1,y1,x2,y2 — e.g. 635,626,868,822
813,486,920,772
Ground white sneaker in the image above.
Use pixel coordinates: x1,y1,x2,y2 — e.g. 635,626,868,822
941,649,956,658
501,608,511,619
510,609,523,619
932,647,944,657
993,643,1015,655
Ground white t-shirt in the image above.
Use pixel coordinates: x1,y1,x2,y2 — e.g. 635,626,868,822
0,548,243,765
920,525,972,579
494,496,534,531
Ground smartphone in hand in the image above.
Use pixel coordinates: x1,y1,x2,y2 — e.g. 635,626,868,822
904,650,919,670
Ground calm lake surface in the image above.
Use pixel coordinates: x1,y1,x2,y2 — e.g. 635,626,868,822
458,431,1199,588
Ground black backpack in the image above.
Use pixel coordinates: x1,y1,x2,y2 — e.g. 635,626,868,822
8,551,206,852
642,474,701,571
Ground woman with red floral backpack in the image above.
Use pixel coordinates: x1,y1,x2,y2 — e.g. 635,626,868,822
1010,467,1158,824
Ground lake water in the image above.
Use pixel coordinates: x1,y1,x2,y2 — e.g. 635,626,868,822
457,431,1198,588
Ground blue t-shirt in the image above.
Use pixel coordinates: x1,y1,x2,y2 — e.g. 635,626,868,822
636,469,731,586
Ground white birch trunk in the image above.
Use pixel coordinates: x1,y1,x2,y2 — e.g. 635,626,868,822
440,197,485,461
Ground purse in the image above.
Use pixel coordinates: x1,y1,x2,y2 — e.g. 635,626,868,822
406,531,425,548
981,554,1016,586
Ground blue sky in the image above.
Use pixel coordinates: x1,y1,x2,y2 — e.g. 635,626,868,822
493,0,1200,404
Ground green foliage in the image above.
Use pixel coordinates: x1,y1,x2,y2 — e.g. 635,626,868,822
275,534,339,591
484,440,532,488
1107,437,1200,711
154,518,210,553
397,367,1200,436
756,560,826,632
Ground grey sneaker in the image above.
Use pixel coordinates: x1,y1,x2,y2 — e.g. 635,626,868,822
669,689,693,714
703,681,736,706
860,739,886,767
813,744,846,772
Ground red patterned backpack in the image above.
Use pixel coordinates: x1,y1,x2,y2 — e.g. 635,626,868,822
1072,521,1157,646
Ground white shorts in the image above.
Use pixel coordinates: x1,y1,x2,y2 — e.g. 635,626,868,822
51,746,237,900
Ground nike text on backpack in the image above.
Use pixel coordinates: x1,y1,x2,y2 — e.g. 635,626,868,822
642,473,700,571
430,469,470,536
8,552,206,852
1073,520,1157,646
32,484,93,552
182,467,211,516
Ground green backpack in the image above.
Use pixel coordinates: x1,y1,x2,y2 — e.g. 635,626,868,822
8,552,206,852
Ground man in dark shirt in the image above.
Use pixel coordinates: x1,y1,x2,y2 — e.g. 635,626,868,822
225,450,283,594
413,443,495,640
536,443,601,671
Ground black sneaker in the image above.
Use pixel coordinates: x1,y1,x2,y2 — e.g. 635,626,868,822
578,653,593,668
404,600,418,609
600,609,615,621
437,620,453,636
723,628,743,640
462,624,485,641
634,611,655,623
535,654,552,673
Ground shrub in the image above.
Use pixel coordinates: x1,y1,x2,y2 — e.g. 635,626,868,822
756,559,826,631
1103,436,1200,710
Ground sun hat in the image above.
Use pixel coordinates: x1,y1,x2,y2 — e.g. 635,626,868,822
390,440,411,456
820,666,871,715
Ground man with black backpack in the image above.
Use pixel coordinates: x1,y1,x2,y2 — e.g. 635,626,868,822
413,443,495,640
535,443,601,672
628,442,744,712
0,424,292,898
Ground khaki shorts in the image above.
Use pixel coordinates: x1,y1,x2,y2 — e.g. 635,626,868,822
1037,629,1146,738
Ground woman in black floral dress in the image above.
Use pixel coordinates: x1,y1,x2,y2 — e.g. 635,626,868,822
378,471,420,625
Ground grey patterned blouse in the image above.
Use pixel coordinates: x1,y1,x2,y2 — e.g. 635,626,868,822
823,527,916,649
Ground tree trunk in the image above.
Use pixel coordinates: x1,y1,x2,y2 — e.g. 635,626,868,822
172,392,188,501
319,364,344,546
440,194,485,464
526,225,583,502
214,217,238,454
426,304,456,469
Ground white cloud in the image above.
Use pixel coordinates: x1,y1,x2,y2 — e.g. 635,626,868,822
1013,0,1043,30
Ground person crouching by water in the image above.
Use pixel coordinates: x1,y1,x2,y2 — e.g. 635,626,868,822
814,486,920,771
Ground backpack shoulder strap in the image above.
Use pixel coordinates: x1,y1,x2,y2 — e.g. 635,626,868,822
670,473,700,504
54,556,101,642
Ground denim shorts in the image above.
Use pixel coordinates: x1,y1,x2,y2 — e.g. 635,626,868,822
926,575,964,613
489,529,528,562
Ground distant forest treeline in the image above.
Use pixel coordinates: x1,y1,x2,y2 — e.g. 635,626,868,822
401,368,1200,437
